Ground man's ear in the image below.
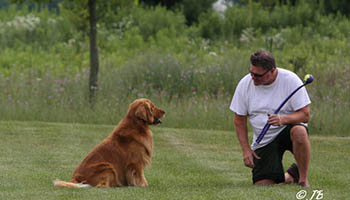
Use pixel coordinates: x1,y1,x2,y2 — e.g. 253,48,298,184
135,104,148,122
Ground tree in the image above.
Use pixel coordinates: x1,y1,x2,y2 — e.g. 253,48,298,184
61,0,99,106
138,0,182,8
88,0,98,106
62,0,135,105
139,0,216,25
181,0,216,25
11,0,101,106
323,0,350,16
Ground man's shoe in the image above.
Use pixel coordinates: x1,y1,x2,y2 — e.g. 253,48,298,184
298,182,310,187
286,163,299,183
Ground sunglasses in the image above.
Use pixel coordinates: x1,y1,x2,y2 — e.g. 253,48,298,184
249,68,271,78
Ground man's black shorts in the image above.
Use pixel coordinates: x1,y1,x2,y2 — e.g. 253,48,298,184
252,124,308,184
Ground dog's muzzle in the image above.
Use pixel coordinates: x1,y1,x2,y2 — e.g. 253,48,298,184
153,118,162,125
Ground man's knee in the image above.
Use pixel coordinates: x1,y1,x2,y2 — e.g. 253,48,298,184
254,179,276,185
290,125,309,144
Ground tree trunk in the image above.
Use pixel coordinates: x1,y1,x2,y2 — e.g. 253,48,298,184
88,0,99,107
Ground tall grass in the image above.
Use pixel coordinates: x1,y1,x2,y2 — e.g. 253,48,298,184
1,47,349,136
0,3,349,136
0,50,244,131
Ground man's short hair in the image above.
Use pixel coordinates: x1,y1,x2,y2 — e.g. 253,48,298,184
250,50,276,71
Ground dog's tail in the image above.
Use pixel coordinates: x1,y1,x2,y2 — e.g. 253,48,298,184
53,180,91,188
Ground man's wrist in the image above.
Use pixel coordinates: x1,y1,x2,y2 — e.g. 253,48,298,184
279,115,284,125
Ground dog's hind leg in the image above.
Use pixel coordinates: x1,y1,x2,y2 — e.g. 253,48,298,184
126,164,148,187
88,162,122,187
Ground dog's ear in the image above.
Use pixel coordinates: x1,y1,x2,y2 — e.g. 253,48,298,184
135,103,149,122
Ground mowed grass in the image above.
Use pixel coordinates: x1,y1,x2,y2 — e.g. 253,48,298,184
0,121,349,200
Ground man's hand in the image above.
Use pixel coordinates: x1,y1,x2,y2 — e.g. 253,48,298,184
234,113,261,168
268,114,283,126
268,106,310,126
243,149,261,168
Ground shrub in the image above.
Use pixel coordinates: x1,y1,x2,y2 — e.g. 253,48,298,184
130,5,187,41
1,2,350,136
222,5,249,39
0,6,77,49
198,11,224,40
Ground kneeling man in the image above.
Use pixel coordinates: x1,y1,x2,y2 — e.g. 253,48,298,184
230,50,311,187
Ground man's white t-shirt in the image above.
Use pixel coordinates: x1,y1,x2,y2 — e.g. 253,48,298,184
230,68,311,151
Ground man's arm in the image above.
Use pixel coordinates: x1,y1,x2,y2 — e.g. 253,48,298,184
234,113,260,168
268,105,310,126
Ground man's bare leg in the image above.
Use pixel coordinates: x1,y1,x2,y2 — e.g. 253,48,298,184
290,126,311,186
255,179,276,185
284,172,294,184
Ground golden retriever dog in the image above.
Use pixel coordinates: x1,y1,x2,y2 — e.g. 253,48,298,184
54,98,165,188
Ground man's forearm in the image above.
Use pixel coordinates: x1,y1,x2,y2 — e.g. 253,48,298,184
281,106,310,125
234,113,259,168
234,114,250,151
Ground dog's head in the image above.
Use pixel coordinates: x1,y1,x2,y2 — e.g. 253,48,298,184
129,98,165,125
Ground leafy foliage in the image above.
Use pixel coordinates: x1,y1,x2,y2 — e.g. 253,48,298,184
323,0,350,16
0,2,350,135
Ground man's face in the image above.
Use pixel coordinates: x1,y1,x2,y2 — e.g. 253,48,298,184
249,65,275,86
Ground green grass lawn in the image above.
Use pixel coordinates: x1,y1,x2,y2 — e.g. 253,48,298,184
0,121,349,200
